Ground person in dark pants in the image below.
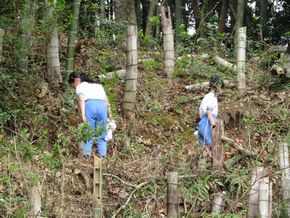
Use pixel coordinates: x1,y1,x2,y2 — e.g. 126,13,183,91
68,72,112,158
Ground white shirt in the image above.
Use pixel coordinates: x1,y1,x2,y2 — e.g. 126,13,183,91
199,92,218,118
76,82,106,101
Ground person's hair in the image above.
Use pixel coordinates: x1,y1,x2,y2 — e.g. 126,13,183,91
68,72,99,84
209,75,224,90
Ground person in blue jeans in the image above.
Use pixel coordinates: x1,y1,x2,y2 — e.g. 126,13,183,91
198,75,224,157
68,72,112,158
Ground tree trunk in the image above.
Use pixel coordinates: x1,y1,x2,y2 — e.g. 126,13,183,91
167,172,179,218
123,25,138,124
18,0,31,73
65,0,81,81
145,0,158,36
161,6,175,78
129,0,137,25
0,28,5,62
175,0,183,41
236,26,246,91
28,185,42,217
46,0,62,87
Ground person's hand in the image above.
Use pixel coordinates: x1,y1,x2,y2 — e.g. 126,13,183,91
82,116,87,122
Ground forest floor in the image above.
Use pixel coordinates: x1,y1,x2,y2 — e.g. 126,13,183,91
47,58,289,217
0,45,289,217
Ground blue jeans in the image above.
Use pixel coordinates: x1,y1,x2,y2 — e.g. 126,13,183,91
198,114,217,147
82,99,108,157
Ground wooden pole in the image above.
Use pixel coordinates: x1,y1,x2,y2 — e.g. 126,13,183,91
167,172,179,218
279,142,290,216
28,185,42,217
236,26,247,90
93,155,103,218
259,176,272,218
248,167,264,218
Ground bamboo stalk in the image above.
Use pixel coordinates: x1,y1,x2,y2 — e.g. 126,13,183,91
236,26,247,90
0,28,5,61
161,6,175,77
123,25,138,121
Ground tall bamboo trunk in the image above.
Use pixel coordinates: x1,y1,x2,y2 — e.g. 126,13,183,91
217,0,228,35
191,0,201,29
236,26,246,90
65,0,81,81
18,1,31,73
161,6,175,78
235,0,244,55
175,0,183,41
0,28,5,62
248,167,264,218
279,142,290,216
145,0,158,36
123,25,138,134
46,0,62,86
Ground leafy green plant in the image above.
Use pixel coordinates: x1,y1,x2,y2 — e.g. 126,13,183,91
142,59,161,72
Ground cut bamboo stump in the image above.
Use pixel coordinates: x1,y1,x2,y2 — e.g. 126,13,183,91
248,167,264,218
212,120,224,170
212,192,225,213
93,156,103,218
258,176,272,218
236,26,247,90
123,25,138,121
167,172,179,218
161,6,175,78
28,185,42,217
279,142,290,216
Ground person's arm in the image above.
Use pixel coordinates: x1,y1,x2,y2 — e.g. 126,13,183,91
79,96,86,122
207,110,216,127
105,95,112,118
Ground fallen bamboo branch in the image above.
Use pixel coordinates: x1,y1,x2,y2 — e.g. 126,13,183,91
112,181,149,218
221,136,258,158
200,53,236,71
103,173,137,188
185,80,235,90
